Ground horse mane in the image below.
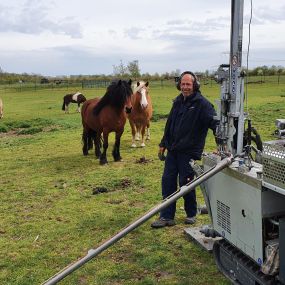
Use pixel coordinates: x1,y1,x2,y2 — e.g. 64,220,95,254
93,79,132,115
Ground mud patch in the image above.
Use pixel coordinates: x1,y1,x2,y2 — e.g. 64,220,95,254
0,118,59,136
90,178,132,197
92,187,108,195
128,200,145,208
136,156,152,164
106,199,124,204
0,125,59,137
155,271,174,280
116,178,132,188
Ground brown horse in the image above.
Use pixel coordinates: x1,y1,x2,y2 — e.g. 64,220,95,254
0,98,3,119
62,92,86,113
128,81,153,147
81,79,132,165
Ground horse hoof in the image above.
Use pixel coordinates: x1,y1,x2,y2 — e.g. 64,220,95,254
100,157,108,165
141,143,146,147
131,144,137,148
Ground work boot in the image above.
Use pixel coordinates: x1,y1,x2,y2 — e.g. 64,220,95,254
185,216,196,225
151,218,175,228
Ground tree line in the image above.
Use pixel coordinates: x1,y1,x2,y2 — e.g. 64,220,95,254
0,62,284,85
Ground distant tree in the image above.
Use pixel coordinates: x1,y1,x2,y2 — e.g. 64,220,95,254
270,65,277,75
161,72,170,80
141,72,151,81
113,60,129,77
40,77,49,84
277,68,283,85
261,65,268,81
0,65,284,86
127,60,140,80
169,69,180,78
257,69,263,82
152,72,161,81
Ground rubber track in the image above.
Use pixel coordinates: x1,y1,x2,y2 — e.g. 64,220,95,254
213,239,281,285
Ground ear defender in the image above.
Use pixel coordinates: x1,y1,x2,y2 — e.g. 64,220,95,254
176,71,200,92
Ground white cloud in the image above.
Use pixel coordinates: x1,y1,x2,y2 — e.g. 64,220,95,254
0,0,284,75
0,1,82,38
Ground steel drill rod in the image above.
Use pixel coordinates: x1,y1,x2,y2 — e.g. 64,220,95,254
43,156,233,285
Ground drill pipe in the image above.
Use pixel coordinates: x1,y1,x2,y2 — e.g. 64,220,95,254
43,155,233,285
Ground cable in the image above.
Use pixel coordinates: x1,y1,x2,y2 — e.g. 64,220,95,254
245,0,253,115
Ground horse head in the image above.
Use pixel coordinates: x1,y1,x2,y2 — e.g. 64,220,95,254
120,79,133,114
134,81,149,109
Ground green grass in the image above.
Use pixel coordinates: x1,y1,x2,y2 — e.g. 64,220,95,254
0,80,284,285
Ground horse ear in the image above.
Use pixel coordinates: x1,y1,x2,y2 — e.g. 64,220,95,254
137,81,140,87
145,81,149,87
117,80,122,86
128,79,132,85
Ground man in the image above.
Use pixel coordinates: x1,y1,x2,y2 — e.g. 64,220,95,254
151,71,218,228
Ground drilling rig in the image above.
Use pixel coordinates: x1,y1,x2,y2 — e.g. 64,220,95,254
43,1,285,284
186,1,285,284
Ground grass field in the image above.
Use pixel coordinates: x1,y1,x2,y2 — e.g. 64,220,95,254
0,80,284,285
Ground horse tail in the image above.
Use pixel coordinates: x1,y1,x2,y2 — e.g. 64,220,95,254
87,130,95,150
88,129,97,148
82,129,97,152
82,130,90,155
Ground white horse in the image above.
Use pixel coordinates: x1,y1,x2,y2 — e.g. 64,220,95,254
0,98,3,119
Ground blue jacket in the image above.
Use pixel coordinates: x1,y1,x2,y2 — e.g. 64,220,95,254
159,91,218,160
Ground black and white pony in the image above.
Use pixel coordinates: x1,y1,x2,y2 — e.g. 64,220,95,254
62,92,86,113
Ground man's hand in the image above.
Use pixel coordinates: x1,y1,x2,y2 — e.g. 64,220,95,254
158,147,166,161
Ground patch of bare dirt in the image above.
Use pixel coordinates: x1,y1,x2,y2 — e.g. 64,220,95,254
136,156,152,164
106,199,124,204
117,178,132,188
92,187,108,195
0,125,59,138
0,130,23,138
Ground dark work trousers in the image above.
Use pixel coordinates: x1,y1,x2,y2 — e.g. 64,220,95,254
160,151,197,220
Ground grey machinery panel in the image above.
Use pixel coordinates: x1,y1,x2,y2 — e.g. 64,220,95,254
203,156,264,264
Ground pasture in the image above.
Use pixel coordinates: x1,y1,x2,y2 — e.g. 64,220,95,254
0,80,284,285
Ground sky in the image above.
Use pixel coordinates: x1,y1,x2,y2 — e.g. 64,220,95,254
0,0,284,76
